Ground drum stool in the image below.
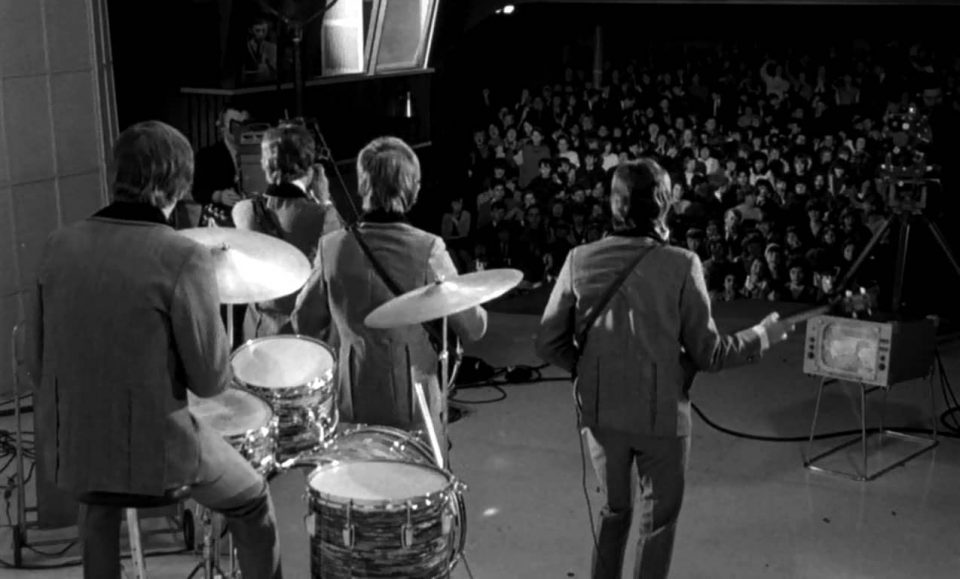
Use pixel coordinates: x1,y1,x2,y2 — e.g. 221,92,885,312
77,486,190,578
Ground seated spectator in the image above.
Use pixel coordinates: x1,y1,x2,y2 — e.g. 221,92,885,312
734,187,764,224
686,227,706,259
576,151,606,189
476,180,506,230
712,271,741,302
782,260,817,303
742,257,774,300
569,206,589,245
528,159,563,204
557,135,580,168
441,195,473,272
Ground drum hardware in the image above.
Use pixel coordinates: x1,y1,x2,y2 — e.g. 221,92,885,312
402,501,415,549
231,335,339,460
365,268,524,471
186,506,231,579
342,503,355,548
305,460,467,578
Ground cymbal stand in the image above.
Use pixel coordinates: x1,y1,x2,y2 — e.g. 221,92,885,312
186,506,227,579
439,314,450,466
226,304,236,348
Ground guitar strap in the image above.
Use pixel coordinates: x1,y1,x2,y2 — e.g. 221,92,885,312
251,195,285,240
576,244,659,352
347,224,449,357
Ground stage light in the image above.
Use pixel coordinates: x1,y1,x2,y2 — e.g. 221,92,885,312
502,4,515,14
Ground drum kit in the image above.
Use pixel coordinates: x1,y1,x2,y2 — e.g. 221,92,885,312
178,227,522,578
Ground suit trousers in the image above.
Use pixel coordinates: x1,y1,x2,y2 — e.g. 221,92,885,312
584,428,690,579
81,425,283,579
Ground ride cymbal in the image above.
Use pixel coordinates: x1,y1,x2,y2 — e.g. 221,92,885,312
365,269,523,328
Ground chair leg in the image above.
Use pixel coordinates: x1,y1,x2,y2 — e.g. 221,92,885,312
125,508,147,579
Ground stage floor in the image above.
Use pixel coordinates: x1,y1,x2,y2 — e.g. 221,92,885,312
3,302,960,578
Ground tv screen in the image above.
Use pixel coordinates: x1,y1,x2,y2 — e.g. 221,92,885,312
819,322,881,382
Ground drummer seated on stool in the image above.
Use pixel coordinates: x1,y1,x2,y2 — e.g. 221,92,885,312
293,136,487,457
24,121,283,579
232,122,342,340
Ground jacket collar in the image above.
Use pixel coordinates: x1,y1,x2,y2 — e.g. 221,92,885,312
264,182,308,199
362,209,409,224
93,202,171,226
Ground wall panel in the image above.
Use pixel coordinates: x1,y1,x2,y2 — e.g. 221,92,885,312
51,71,101,175
0,0,114,410
3,76,57,185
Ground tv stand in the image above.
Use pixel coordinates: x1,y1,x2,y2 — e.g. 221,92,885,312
802,373,939,482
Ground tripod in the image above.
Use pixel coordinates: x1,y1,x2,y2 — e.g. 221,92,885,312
836,207,960,316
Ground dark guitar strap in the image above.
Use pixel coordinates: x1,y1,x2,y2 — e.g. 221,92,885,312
348,224,450,357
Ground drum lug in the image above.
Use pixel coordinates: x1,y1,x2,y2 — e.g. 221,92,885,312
401,524,415,549
441,511,453,536
342,525,355,548
304,514,316,537
343,500,355,547
401,500,415,548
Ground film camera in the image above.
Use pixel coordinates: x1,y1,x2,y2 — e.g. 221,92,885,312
879,101,939,214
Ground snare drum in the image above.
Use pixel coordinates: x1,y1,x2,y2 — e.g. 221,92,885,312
306,460,466,579
189,388,277,476
231,335,338,459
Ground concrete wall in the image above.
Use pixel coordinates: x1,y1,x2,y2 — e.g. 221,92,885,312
0,0,116,400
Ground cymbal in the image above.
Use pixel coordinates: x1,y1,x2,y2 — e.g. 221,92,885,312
365,268,523,329
179,227,311,304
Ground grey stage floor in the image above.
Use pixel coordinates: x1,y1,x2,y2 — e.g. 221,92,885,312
2,303,960,578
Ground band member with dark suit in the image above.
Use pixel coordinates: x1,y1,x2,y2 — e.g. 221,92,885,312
536,158,793,579
293,136,487,453
233,123,342,339
193,107,249,226
25,122,283,579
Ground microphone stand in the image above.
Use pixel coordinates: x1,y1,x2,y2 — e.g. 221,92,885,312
259,0,339,117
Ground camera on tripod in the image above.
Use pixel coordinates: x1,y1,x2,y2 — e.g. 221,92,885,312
879,99,939,215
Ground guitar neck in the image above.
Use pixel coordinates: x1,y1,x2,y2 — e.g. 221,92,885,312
780,305,831,327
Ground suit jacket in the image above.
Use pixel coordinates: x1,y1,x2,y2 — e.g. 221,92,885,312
536,234,763,438
233,183,343,339
193,141,238,205
25,203,232,497
292,215,487,432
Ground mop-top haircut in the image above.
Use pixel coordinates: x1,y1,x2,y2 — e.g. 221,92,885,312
356,136,421,214
111,121,194,209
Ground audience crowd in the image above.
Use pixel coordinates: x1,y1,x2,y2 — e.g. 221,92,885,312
446,41,956,304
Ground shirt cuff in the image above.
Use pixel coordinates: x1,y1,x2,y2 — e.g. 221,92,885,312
749,324,771,353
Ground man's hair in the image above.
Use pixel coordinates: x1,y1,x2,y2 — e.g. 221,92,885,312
111,121,193,208
357,136,420,214
609,158,672,231
262,123,316,185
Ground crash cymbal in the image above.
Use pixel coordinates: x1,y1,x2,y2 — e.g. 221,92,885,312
179,227,311,304
365,268,523,329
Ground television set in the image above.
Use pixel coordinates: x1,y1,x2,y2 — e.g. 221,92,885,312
803,315,936,388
